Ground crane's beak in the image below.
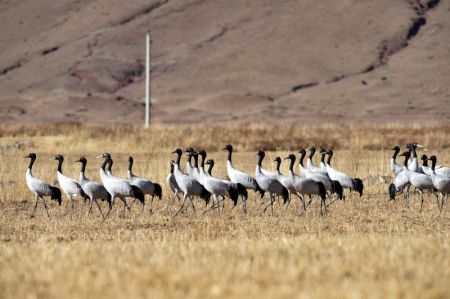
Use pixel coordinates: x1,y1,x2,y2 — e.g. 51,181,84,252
95,155,103,159
48,156,56,160
74,159,81,163
284,157,290,160
171,150,177,154
416,144,424,148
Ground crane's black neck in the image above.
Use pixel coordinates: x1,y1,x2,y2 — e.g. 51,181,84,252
422,156,428,167
128,158,133,172
308,148,315,159
327,151,333,165
107,159,113,174
28,156,36,170
57,157,63,173
430,157,436,171
288,157,295,172
410,146,417,159
392,148,400,159
403,155,409,167
175,153,181,165
101,157,109,171
170,163,174,174
200,153,206,169
257,154,264,167
187,153,193,166
193,154,199,168
80,160,87,173
299,151,306,167
320,152,326,164
207,162,214,175
274,159,281,172
227,149,232,163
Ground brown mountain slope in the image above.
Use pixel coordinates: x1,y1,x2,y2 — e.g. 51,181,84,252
0,0,448,124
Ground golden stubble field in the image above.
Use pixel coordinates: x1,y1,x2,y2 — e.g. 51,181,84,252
0,123,450,299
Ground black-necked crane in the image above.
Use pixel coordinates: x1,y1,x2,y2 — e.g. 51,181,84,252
255,150,289,214
50,154,88,216
223,144,264,198
325,150,364,197
75,157,110,219
428,156,450,212
24,153,62,217
171,148,211,216
128,156,162,213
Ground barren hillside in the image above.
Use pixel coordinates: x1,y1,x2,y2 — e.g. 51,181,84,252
0,0,448,124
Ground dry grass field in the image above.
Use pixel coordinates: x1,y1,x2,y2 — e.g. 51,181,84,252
1,123,450,298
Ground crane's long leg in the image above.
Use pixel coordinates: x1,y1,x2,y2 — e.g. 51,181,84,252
435,193,441,212
419,190,424,212
80,197,87,215
174,194,188,217
129,198,137,210
149,196,154,214
41,197,50,218
188,196,195,215
30,194,40,218
263,194,275,215
298,194,307,217
70,195,74,217
87,199,94,216
284,193,292,211
94,199,104,219
119,197,132,215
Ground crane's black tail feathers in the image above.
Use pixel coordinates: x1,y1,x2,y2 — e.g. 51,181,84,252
388,183,396,200
130,185,145,205
317,182,326,200
153,183,163,199
236,183,248,200
281,187,289,204
200,186,212,205
79,187,89,202
331,180,344,200
50,186,62,206
255,182,265,199
227,185,239,206
353,178,364,197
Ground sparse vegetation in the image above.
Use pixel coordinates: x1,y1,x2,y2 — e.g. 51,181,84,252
1,123,449,298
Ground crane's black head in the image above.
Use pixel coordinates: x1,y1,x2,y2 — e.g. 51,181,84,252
205,159,214,165
98,153,111,160
184,147,194,153
428,156,437,163
75,157,87,163
51,155,64,162
298,148,306,155
284,154,296,161
24,153,36,159
128,156,134,163
223,144,233,152
199,150,207,158
421,154,428,161
391,146,400,151
256,150,265,157
327,149,334,155
273,157,281,163
171,148,183,155
319,148,327,153
309,146,316,151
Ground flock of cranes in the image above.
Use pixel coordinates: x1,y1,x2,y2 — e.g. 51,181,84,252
389,143,450,211
23,143,449,221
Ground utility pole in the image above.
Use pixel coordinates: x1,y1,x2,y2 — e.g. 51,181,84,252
145,32,151,127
